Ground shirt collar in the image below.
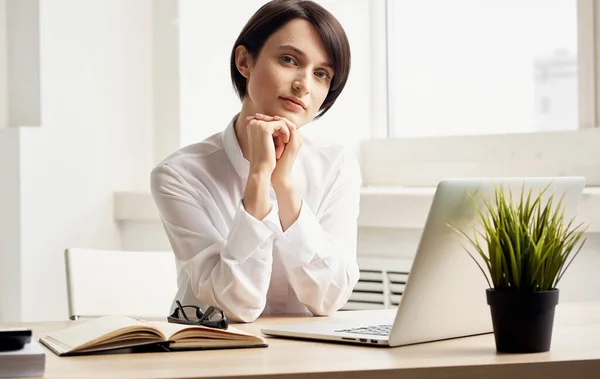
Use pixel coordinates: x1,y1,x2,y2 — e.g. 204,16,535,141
222,113,250,181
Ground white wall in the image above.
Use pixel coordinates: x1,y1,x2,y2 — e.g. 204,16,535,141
0,128,21,321
1,0,42,128
0,0,7,128
179,0,264,145
0,0,155,322
152,0,180,164
5,0,41,127
305,0,372,144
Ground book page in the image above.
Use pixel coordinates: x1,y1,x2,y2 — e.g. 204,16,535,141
147,321,264,342
42,316,164,352
169,338,267,350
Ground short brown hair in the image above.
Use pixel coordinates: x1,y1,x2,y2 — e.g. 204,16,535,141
230,0,351,119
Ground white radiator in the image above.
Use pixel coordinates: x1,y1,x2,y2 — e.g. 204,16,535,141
342,269,409,310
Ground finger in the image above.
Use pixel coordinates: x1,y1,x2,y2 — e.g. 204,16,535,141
275,143,284,160
245,119,259,132
274,117,295,143
265,120,289,143
273,115,297,132
272,128,287,139
274,135,285,159
254,113,275,121
245,114,274,122
251,116,290,140
274,120,291,143
283,126,303,156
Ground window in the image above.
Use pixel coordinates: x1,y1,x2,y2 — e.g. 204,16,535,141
387,0,579,138
362,0,600,187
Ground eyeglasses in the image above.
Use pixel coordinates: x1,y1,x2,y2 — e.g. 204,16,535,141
167,300,228,330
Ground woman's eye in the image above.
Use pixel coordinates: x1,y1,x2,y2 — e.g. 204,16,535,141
281,55,295,64
315,71,330,79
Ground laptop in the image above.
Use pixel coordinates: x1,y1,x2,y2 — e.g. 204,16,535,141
261,177,586,347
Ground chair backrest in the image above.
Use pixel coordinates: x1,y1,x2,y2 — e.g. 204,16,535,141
64,248,177,320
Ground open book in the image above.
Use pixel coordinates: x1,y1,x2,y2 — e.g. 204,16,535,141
39,315,267,356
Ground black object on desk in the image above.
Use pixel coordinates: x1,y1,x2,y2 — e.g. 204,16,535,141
0,329,32,351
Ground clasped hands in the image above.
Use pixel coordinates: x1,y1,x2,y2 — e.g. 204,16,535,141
244,113,303,190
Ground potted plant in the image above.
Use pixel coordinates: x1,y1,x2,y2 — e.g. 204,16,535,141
449,184,588,353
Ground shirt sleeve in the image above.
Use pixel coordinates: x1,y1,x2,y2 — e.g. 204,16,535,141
274,149,361,316
150,164,276,323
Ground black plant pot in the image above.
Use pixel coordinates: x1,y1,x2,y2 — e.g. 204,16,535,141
486,288,559,353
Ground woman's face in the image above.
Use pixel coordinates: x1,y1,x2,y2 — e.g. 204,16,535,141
237,19,334,127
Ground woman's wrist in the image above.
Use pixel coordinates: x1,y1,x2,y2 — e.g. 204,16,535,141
248,169,272,184
274,183,301,231
243,172,271,220
271,177,293,193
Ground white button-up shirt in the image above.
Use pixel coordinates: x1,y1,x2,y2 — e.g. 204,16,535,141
150,115,361,322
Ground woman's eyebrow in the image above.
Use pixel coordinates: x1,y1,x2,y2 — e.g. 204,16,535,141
277,44,333,70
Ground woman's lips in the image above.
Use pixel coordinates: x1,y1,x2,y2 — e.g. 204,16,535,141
280,97,304,112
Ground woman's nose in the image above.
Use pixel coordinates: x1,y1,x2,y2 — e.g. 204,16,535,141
292,72,310,95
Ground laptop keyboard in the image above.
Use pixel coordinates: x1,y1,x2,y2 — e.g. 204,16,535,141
335,324,392,336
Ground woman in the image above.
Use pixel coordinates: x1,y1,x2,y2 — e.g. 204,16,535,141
151,0,361,323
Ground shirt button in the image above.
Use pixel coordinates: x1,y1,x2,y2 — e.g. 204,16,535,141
259,242,268,249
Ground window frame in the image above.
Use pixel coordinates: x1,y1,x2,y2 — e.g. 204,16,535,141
362,0,600,187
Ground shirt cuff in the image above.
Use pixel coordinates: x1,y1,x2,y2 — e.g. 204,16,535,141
276,199,325,267
262,201,284,236
225,202,275,263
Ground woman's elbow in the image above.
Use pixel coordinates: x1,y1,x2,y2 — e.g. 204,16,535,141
310,304,338,317
311,277,359,316
226,306,264,323
216,291,266,323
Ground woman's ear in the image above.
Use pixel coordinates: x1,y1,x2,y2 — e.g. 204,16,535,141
235,45,252,79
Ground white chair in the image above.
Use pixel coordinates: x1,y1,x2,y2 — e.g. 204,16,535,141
64,248,178,320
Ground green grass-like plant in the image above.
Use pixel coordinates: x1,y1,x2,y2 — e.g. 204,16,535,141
449,184,588,292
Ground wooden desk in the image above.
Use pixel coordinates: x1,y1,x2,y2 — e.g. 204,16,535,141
3,302,600,379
